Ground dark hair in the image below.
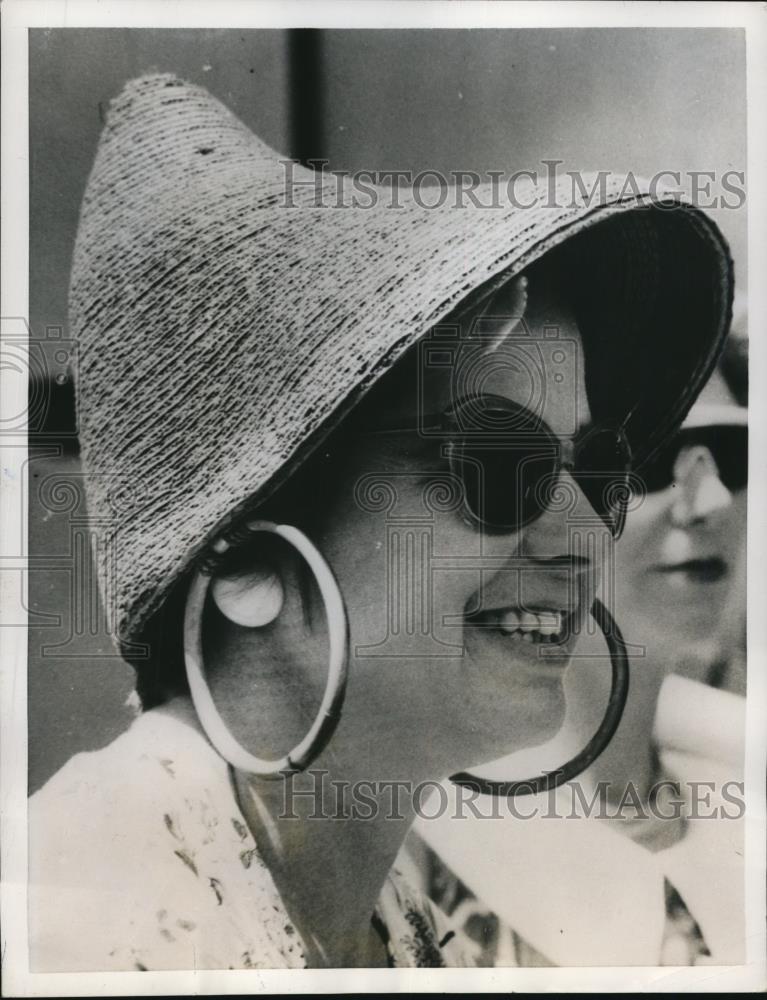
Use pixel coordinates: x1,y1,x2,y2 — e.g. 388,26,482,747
127,421,350,709
129,576,190,709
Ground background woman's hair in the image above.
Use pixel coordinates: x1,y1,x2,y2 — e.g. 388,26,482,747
719,328,748,406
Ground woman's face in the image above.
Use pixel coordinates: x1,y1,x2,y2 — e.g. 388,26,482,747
305,279,606,772
207,276,611,778
613,370,747,671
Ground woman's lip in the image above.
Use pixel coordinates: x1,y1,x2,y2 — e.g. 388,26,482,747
466,600,580,619
463,621,572,669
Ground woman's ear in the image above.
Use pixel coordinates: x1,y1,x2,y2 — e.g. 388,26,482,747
211,552,285,627
185,521,350,777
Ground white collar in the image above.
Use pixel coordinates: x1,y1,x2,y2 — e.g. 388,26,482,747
416,719,744,965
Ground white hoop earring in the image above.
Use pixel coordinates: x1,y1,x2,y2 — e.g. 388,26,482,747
184,520,350,778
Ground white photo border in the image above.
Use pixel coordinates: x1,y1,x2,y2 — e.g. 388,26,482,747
2,1,765,994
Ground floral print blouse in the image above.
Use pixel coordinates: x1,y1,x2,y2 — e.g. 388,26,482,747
28,697,472,971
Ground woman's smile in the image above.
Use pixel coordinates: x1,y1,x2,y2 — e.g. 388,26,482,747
463,605,584,666
463,585,585,645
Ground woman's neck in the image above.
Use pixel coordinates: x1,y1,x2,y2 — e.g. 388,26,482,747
231,760,419,967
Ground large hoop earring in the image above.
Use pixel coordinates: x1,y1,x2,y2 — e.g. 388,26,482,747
184,520,350,778
449,598,629,797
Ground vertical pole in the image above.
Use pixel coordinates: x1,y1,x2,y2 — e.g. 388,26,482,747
289,29,324,166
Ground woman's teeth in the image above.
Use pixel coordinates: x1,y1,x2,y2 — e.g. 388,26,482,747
497,609,564,644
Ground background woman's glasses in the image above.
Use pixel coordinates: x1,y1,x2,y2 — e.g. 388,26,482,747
639,425,748,494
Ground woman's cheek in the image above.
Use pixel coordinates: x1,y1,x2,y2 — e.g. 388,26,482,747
721,491,747,564
432,516,490,616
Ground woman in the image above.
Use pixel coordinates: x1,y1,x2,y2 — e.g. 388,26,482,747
28,74,733,970
587,324,748,798
412,330,748,966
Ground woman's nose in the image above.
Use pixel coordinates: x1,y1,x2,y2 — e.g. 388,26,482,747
670,444,733,526
516,468,603,563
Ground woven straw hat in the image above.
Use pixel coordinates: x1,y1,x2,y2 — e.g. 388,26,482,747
70,74,733,649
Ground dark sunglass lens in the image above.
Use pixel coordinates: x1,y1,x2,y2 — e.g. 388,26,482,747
705,426,748,492
636,444,676,494
577,428,631,473
575,429,632,529
629,425,748,498
450,440,557,532
643,426,749,494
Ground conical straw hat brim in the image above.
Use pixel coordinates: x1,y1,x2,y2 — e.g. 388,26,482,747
70,74,732,644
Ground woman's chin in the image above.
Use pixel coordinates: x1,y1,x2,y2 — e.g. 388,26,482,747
455,699,569,779
459,637,569,763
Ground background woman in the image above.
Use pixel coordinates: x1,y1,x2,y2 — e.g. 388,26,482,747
414,323,748,966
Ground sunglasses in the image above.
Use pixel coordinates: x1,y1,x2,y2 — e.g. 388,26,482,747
359,393,633,538
639,424,748,494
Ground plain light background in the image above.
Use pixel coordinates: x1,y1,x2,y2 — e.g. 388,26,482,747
28,27,747,793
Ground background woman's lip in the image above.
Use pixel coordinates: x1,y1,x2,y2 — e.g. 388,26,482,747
655,556,726,571
654,556,728,581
